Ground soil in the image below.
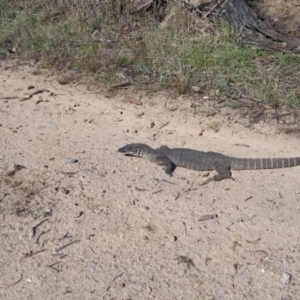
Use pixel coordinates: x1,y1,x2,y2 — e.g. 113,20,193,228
257,0,300,36
1,60,300,300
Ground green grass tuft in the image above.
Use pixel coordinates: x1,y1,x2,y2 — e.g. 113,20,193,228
0,1,299,108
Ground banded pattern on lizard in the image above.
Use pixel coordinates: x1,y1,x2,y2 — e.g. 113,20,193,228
118,143,300,181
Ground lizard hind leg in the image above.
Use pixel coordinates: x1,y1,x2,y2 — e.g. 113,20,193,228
153,155,176,175
213,162,233,181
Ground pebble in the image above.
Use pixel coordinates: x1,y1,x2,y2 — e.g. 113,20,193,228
197,178,211,186
192,86,201,93
46,121,53,127
67,158,78,164
280,272,292,284
168,235,177,242
135,111,144,117
280,259,290,268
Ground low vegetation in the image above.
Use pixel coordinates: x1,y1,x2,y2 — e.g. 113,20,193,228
1,0,300,108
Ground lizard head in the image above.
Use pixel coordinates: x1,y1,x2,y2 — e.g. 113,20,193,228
118,143,149,157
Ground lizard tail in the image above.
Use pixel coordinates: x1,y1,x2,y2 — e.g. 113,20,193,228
230,157,300,170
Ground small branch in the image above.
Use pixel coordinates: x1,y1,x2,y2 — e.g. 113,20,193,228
152,189,163,194
21,249,47,260
112,104,125,110
182,221,187,237
20,89,49,101
112,272,124,282
0,276,23,289
106,272,124,291
46,261,61,273
198,214,218,221
0,96,19,100
32,219,48,238
56,240,80,252
60,171,78,176
36,231,46,244
109,79,130,89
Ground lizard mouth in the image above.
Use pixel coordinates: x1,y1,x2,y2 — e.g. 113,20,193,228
118,147,139,156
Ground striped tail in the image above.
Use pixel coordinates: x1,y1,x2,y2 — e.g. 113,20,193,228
230,157,300,170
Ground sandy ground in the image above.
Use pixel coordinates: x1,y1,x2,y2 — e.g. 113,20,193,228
0,60,300,300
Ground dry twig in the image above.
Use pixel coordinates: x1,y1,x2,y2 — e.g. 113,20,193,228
0,276,23,289
56,240,80,252
32,219,48,238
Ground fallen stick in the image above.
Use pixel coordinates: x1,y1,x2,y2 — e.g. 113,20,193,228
0,96,19,100
56,240,80,252
21,249,47,260
0,276,23,289
32,219,48,238
46,261,61,273
20,89,50,101
109,79,130,89
198,214,218,221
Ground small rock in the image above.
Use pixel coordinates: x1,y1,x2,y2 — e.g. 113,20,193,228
67,158,78,164
57,75,70,85
20,92,31,100
74,211,84,218
280,272,292,284
113,110,123,118
280,259,290,268
135,111,144,117
192,86,201,93
168,235,177,242
119,283,125,289
197,178,211,186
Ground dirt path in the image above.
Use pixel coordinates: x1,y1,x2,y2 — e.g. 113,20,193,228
1,61,300,300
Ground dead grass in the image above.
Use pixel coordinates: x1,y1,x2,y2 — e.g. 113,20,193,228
0,170,48,217
1,0,300,109
207,121,222,133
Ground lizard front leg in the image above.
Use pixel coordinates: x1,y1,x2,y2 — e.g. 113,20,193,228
152,155,176,175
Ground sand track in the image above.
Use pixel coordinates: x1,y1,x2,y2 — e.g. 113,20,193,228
1,61,300,300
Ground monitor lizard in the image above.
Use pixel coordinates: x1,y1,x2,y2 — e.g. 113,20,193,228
118,143,300,181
